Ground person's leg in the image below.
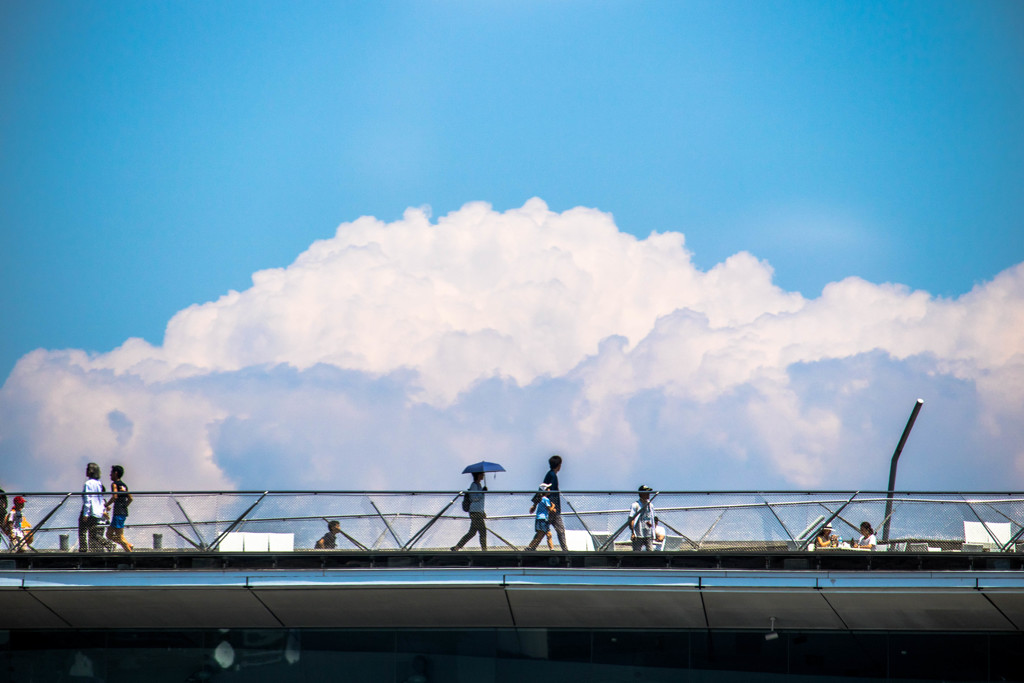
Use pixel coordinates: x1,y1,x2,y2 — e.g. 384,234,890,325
88,519,106,551
109,517,132,551
527,530,544,550
551,511,567,551
78,515,92,552
452,523,475,551
546,531,553,550
475,513,487,550
452,516,479,552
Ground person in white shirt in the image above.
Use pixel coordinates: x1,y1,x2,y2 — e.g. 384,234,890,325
78,462,108,552
653,523,667,551
854,521,877,549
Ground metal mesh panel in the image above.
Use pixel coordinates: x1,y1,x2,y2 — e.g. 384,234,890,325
2,494,77,551
6,490,1024,554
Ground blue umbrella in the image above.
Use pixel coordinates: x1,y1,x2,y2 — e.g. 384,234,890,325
461,461,506,474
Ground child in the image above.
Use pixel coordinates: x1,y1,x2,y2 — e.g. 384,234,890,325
104,465,133,552
527,484,556,550
6,496,32,552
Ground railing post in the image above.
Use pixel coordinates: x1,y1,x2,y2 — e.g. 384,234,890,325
695,509,727,550
172,494,211,550
760,495,798,551
209,492,268,551
563,497,601,550
24,493,72,551
370,499,403,549
403,493,460,550
964,497,1005,549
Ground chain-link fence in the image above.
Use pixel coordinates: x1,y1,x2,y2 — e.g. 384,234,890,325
3,490,1023,553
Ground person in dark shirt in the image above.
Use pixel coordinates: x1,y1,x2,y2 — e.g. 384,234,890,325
316,520,342,549
543,454,568,551
104,465,133,552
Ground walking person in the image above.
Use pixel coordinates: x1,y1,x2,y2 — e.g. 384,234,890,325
527,484,556,550
451,472,487,551
5,496,32,552
104,465,133,552
629,485,656,551
543,454,568,551
79,462,108,552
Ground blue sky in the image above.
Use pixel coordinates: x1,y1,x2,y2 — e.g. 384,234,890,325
2,2,1023,493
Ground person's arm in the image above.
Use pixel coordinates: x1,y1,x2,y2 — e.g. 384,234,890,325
104,482,123,515
315,537,325,549
21,515,33,547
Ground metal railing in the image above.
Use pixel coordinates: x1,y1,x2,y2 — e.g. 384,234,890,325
3,490,1023,553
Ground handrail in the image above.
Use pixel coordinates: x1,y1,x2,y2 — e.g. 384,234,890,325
4,489,1021,554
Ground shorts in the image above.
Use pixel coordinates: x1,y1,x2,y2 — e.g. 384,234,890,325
111,514,127,529
535,519,550,533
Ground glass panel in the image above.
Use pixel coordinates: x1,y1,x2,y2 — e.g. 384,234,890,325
888,633,988,682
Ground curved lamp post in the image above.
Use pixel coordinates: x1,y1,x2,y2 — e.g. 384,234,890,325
881,399,924,543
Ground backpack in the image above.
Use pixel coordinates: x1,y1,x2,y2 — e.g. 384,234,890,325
462,493,472,512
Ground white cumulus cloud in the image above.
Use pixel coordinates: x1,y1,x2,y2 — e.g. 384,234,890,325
1,199,1022,493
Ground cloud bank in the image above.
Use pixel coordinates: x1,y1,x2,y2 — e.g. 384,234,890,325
2,199,1023,493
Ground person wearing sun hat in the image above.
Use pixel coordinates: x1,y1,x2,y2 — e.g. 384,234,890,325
815,523,838,549
629,485,656,551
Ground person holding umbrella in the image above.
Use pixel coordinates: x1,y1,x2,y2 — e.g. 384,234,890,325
451,461,504,551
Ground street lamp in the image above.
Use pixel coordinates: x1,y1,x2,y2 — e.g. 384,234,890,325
881,399,924,543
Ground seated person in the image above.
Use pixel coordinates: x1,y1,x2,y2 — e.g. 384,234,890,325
814,524,839,548
853,521,877,549
315,520,342,549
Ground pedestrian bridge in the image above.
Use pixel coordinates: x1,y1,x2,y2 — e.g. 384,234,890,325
3,490,1023,632
5,489,1023,554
